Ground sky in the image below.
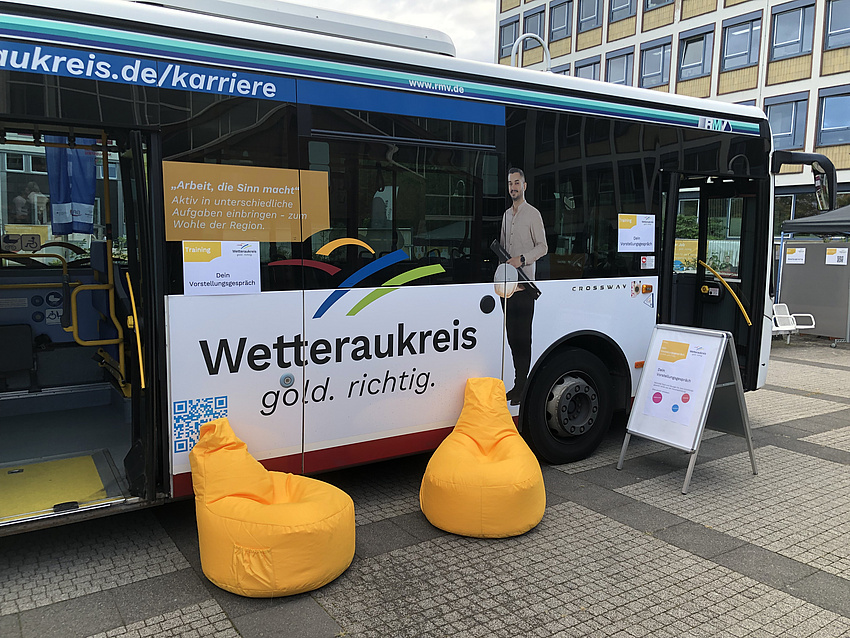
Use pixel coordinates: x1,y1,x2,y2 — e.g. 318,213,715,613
294,0,497,62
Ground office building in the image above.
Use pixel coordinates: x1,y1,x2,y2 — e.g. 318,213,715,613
496,0,850,228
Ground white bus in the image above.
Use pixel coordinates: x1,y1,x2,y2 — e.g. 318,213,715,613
0,0,835,530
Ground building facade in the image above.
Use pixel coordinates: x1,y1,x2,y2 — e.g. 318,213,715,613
496,0,850,231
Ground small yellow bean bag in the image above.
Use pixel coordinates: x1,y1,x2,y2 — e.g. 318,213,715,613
189,417,355,597
420,377,545,538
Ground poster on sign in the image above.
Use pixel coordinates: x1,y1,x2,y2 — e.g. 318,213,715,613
629,326,726,452
617,214,655,252
785,247,806,265
825,247,848,266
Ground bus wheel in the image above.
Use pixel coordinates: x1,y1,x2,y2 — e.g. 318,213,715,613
523,348,613,464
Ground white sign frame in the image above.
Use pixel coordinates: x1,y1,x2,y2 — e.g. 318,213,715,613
617,324,757,493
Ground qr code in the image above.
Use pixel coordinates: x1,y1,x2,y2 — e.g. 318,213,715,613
172,396,228,454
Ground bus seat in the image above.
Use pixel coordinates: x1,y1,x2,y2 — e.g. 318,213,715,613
86,240,119,346
0,324,37,391
90,239,109,276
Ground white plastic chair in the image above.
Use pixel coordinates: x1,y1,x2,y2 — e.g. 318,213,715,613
772,303,815,343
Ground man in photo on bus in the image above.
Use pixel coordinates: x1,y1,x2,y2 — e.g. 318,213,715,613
500,167,548,405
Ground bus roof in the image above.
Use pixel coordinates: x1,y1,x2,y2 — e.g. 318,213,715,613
129,0,456,57
3,0,766,128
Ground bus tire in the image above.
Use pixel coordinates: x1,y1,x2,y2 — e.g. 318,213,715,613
523,348,613,464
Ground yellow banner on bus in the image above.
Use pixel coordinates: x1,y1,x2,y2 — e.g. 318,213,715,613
163,161,330,242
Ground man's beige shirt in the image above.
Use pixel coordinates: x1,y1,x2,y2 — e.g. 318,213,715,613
500,200,548,280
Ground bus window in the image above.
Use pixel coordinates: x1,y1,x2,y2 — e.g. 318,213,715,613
303,106,503,287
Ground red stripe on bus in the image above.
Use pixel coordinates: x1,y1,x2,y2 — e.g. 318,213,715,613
304,427,452,473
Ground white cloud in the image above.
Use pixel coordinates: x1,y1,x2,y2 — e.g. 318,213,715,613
294,0,496,62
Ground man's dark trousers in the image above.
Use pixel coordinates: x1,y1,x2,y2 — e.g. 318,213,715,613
501,286,535,393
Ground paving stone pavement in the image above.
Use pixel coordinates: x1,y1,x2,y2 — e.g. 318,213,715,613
1,335,849,637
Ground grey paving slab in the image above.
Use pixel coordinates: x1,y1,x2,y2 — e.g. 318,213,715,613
652,520,747,559
744,388,850,428
201,580,278,620
355,518,422,559
764,433,850,466
231,595,341,638
86,599,239,638
313,501,850,638
110,568,210,624
0,510,189,616
786,570,850,618
616,446,850,582
569,464,647,490
19,590,121,638
712,544,818,589
600,501,688,533
541,467,637,513
766,359,850,398
550,424,721,475
803,424,850,453
0,614,22,638
770,340,850,367
154,500,203,573
390,511,449,543
321,454,429,526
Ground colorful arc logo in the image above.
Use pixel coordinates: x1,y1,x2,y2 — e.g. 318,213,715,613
269,238,445,318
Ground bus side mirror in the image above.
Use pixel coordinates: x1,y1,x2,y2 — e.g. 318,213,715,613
771,151,837,211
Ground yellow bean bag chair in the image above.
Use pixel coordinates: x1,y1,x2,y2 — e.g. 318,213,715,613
420,377,545,538
189,417,355,597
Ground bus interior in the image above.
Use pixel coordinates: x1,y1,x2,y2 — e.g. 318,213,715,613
0,127,149,526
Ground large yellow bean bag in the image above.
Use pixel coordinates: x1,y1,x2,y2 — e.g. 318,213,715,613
420,377,545,538
189,418,355,597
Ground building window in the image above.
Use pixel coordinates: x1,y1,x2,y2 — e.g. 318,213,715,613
611,0,636,23
550,1,573,42
679,31,714,80
576,58,601,80
722,17,761,70
552,63,571,75
578,0,601,33
818,90,850,146
640,41,671,88
826,0,850,50
766,94,808,150
499,18,519,58
644,0,673,9
606,51,633,85
524,9,545,49
771,2,814,60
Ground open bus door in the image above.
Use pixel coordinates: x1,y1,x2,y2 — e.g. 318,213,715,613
0,127,158,531
660,173,770,391
118,130,163,503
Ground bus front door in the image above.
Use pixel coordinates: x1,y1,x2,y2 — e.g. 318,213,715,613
0,127,156,530
663,175,769,390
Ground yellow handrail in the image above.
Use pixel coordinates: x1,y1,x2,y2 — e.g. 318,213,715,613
125,272,146,390
698,260,752,326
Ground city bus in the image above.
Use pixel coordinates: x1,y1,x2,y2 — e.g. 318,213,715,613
0,0,835,531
